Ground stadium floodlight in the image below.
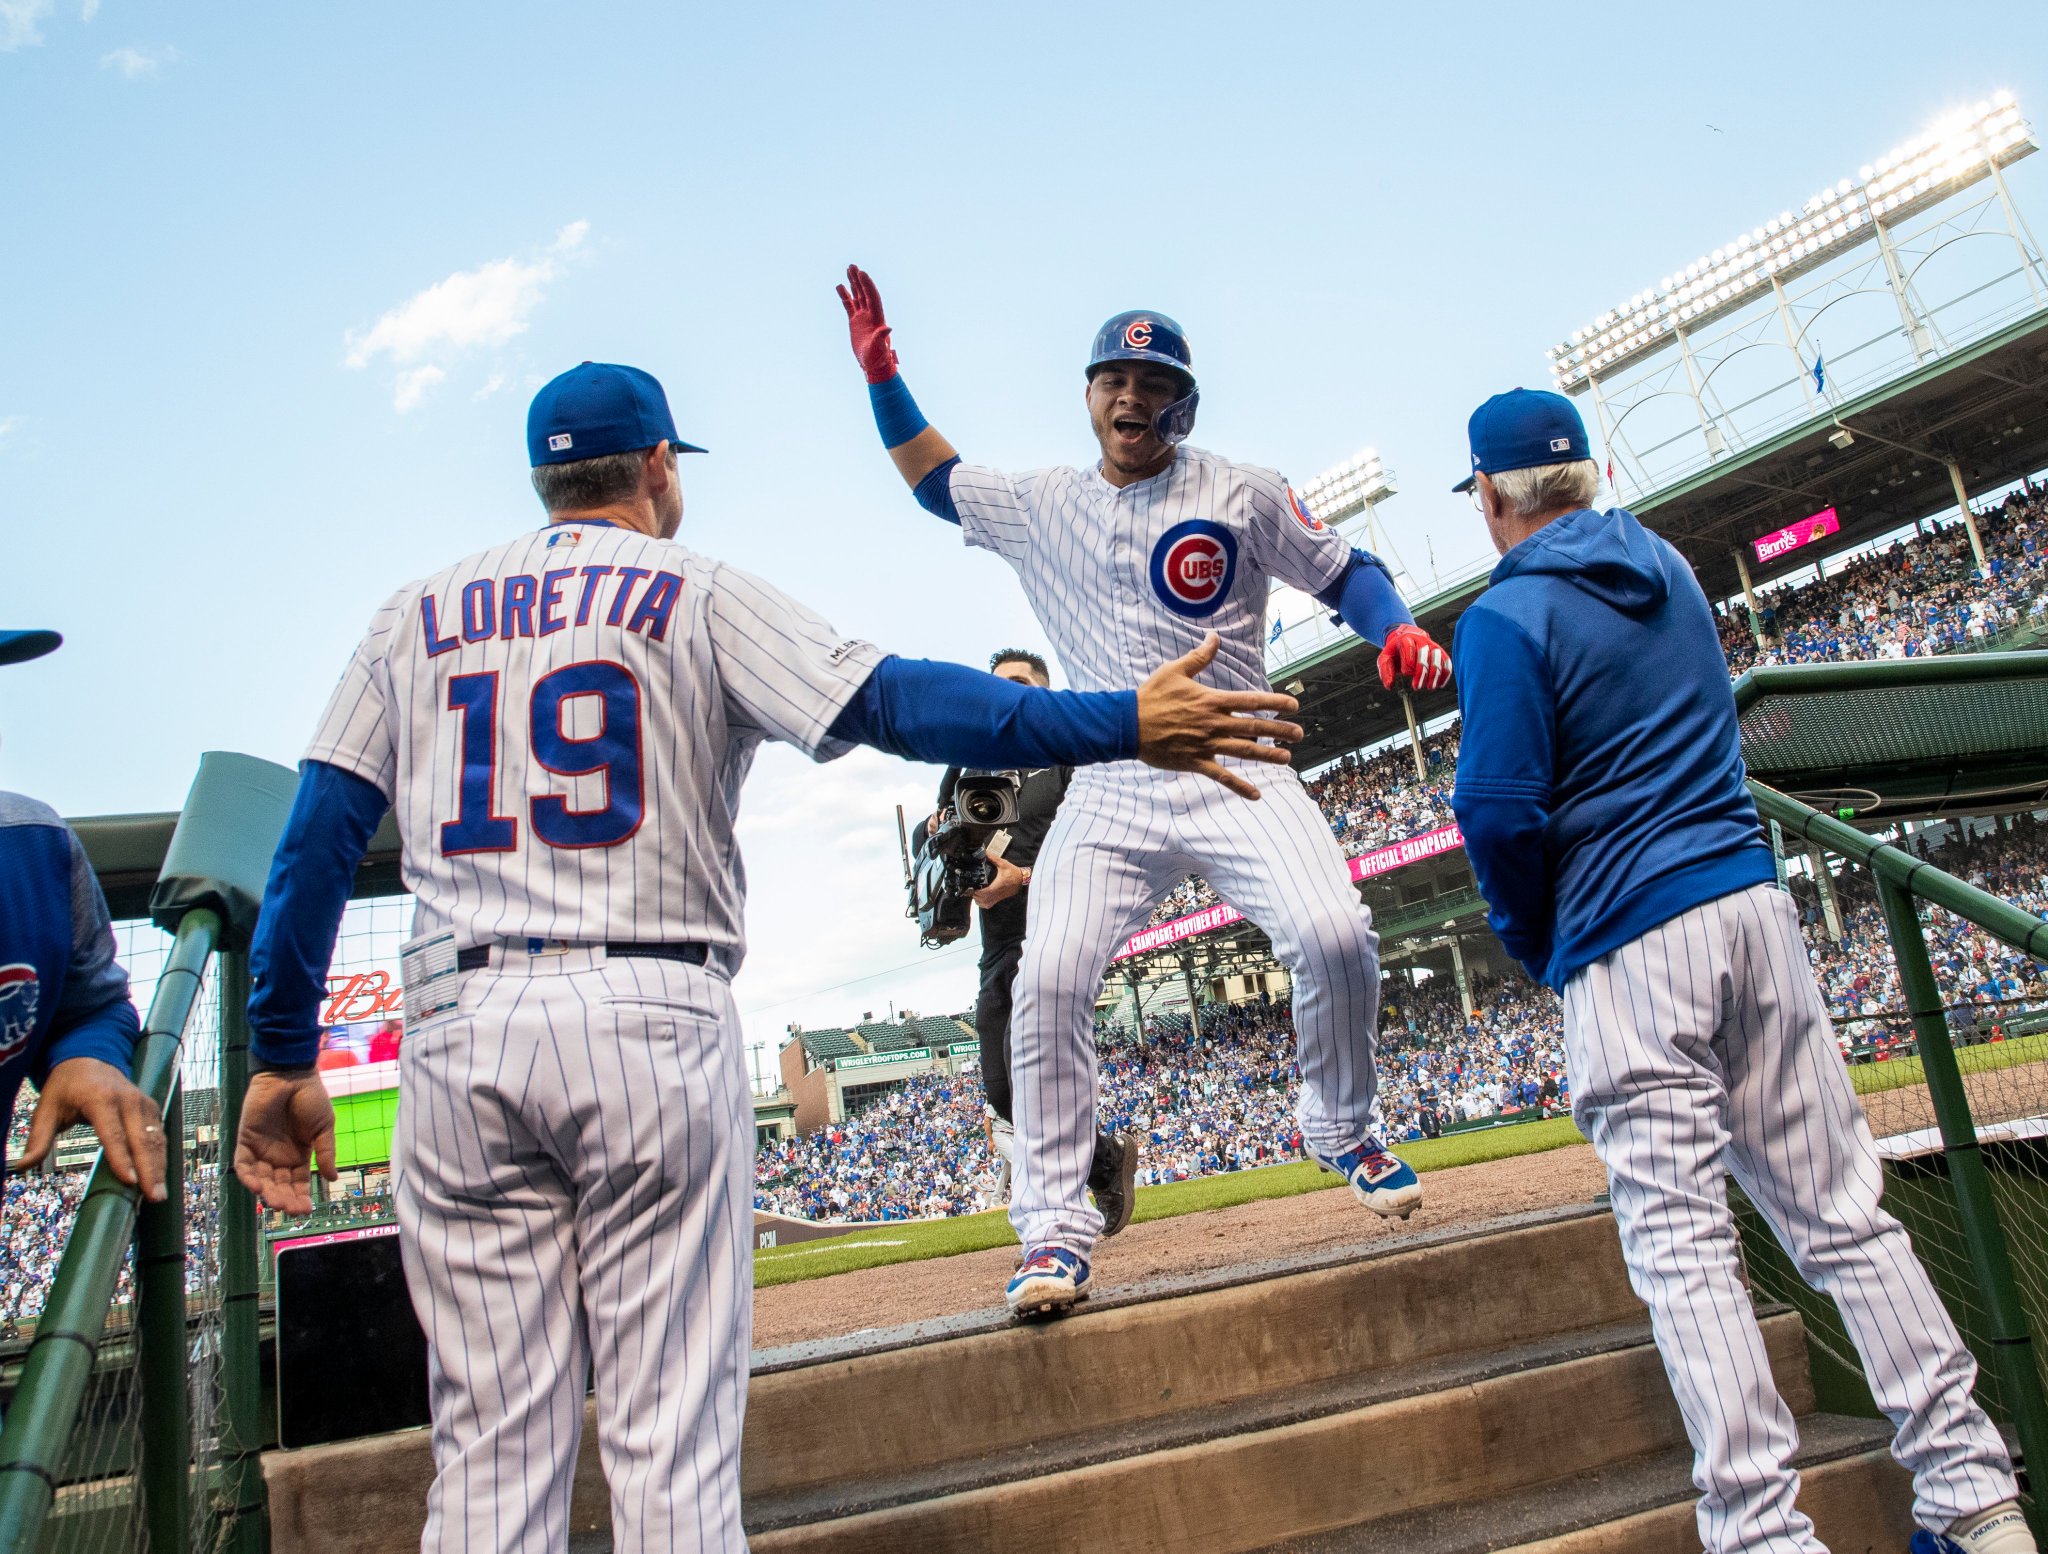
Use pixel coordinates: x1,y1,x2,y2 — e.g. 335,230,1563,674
1297,449,1396,524
1546,93,2036,392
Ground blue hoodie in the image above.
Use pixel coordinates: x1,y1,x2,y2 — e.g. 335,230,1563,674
1449,506,1775,992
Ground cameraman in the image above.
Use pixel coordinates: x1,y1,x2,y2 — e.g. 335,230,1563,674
933,650,1138,1236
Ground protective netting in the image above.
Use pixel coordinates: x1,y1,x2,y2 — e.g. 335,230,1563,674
1737,831,2048,1476
284,894,411,1228
11,919,226,1553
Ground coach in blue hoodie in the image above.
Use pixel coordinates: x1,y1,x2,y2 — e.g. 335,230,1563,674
1449,390,2026,1554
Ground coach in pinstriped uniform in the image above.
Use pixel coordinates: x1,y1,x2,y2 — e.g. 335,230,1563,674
227,362,1303,1552
1449,388,2029,1554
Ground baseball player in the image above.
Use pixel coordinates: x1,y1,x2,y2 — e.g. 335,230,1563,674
228,361,1302,1553
836,266,1452,1317
0,628,165,1203
1448,388,2029,1554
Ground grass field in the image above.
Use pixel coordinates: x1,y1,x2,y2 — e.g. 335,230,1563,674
753,1114,1587,1289
1848,1031,2048,1097
754,1038,2048,1291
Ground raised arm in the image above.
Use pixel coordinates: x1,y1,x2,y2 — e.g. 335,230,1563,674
838,264,961,508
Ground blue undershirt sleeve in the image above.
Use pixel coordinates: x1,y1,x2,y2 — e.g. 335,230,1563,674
913,457,962,525
825,656,1137,769
37,829,143,1083
868,373,930,449
1314,549,1414,647
247,760,391,1068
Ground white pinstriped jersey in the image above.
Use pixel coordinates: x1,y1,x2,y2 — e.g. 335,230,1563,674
950,446,1350,696
305,522,881,962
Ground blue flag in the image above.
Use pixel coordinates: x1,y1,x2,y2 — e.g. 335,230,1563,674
1268,616,1283,644
1812,350,1826,394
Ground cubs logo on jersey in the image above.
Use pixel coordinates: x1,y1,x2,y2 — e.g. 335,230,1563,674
1286,485,1325,533
1148,520,1238,619
0,964,39,1062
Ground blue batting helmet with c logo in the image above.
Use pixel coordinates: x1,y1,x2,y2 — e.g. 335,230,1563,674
1088,311,1199,445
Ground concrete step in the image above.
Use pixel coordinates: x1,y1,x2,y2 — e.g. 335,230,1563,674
745,1205,1642,1508
1254,1413,1911,1552
746,1310,1816,1554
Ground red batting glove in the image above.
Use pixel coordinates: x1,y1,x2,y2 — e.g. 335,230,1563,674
1378,624,1452,693
836,264,900,384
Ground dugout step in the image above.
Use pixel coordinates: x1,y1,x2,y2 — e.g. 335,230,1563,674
746,1205,1642,1508
747,1311,1732,1532
743,1310,1818,1554
1248,1412,1908,1553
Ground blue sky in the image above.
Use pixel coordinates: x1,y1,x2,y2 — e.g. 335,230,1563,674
4,1,2045,1076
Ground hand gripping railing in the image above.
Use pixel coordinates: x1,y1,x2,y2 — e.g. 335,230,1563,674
1751,778,2048,1534
0,906,220,1552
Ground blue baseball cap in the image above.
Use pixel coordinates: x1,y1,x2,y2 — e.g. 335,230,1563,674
527,362,706,467
1453,388,1591,492
0,630,59,667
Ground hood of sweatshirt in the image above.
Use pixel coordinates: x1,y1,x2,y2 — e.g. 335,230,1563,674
1489,505,1672,616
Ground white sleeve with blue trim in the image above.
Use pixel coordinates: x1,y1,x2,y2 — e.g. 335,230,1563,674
302,586,410,798
707,561,884,762
949,464,1037,568
1240,464,1352,597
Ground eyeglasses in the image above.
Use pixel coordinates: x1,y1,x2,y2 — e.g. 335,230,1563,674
1467,484,1486,515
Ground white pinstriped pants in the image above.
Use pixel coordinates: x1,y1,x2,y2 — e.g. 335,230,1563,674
392,949,753,1554
1009,765,1382,1254
1563,883,2014,1553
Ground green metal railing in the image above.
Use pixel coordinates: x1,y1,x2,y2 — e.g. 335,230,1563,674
0,908,219,1552
1750,779,2048,1534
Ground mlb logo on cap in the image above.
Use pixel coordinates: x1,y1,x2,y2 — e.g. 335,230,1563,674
527,362,708,467
1453,388,1592,492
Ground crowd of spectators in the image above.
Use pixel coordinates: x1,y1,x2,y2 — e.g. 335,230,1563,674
1306,729,1461,858
1795,813,2048,1057
753,1071,1000,1222
1720,486,2048,675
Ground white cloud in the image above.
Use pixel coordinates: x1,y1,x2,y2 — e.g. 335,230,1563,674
344,223,588,411
344,222,588,370
0,416,20,453
0,0,53,51
79,0,97,20
392,365,446,413
100,43,178,77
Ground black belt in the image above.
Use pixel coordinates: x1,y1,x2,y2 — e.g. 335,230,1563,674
456,942,712,972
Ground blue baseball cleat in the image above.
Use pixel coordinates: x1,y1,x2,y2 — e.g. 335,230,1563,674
1910,1500,2038,1552
1006,1246,1091,1320
1311,1139,1423,1220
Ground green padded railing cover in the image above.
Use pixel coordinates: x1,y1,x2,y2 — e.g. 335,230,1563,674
148,751,297,949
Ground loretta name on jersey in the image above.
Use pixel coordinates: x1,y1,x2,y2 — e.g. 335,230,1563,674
419,561,685,656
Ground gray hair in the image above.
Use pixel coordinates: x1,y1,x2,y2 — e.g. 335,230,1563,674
1489,458,1602,521
529,447,659,513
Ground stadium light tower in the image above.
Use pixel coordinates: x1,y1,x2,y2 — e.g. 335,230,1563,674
1550,92,2048,505
1548,93,2037,391
1296,448,1396,525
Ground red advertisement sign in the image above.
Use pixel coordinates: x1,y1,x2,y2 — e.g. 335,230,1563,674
1753,507,1840,566
1110,823,1465,962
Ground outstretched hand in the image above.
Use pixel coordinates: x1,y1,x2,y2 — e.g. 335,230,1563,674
836,264,899,384
233,1070,339,1216
15,1057,166,1202
1135,633,1302,800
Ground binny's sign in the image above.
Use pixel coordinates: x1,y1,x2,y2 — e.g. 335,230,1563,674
1753,507,1840,566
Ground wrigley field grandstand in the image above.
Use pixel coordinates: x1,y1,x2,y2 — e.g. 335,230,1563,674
7,89,2048,1554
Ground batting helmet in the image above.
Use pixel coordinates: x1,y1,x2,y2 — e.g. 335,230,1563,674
1087,311,1199,446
